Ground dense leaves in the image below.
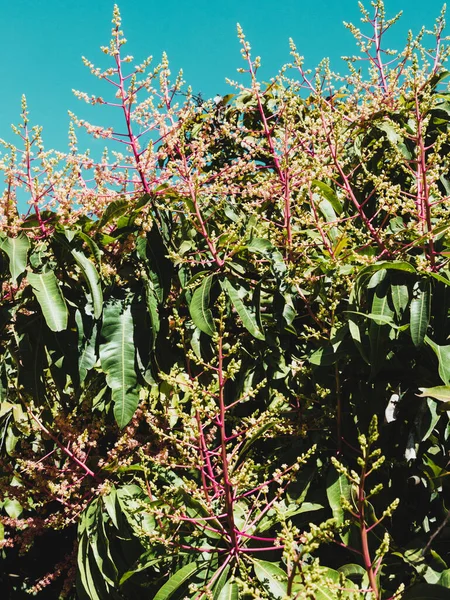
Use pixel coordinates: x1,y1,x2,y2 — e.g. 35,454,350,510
1,1,450,598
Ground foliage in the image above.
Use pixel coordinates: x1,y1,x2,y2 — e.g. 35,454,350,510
1,2,450,598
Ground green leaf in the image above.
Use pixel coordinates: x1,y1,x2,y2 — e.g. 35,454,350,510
391,281,409,319
253,559,287,599
0,234,30,284
76,312,98,384
221,279,265,340
312,180,342,214
213,566,231,600
72,250,103,319
310,325,348,366
358,261,416,277
437,569,450,586
425,337,450,385
27,271,69,332
348,315,369,364
326,468,350,529
369,319,390,377
337,563,366,581
142,276,160,349
371,282,395,325
417,386,450,402
153,562,201,600
99,299,139,428
4,498,22,519
246,238,286,279
217,581,239,600
410,280,431,346
189,276,216,336
97,198,128,229
402,583,450,599
136,226,172,303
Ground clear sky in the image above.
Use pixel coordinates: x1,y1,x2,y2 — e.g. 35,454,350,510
0,0,448,154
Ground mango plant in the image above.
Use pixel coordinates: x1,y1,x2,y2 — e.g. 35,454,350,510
1,2,450,598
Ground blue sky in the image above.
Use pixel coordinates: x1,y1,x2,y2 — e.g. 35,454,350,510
0,0,448,153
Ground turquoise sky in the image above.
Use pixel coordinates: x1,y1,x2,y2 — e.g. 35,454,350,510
0,0,448,153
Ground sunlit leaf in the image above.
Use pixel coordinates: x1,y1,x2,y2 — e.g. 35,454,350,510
27,270,69,332
417,386,450,402
0,234,30,284
253,559,287,599
99,299,139,428
153,562,201,600
221,279,265,340
217,581,239,600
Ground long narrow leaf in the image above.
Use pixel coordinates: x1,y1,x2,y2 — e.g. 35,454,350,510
27,271,68,332
153,562,200,600
410,280,431,346
72,249,103,320
221,279,265,340
189,276,215,336
99,299,139,428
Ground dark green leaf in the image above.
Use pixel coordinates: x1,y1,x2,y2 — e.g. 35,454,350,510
72,249,103,319
189,275,216,336
402,583,450,599
27,271,69,332
410,280,431,346
221,279,265,340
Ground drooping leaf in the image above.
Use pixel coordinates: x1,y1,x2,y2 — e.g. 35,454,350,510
348,315,369,364
371,281,395,325
99,299,139,428
369,318,390,377
153,562,201,600
410,280,431,346
391,281,410,320
253,559,287,599
27,271,69,332
189,275,216,336
76,312,98,384
221,279,265,340
142,276,160,349
0,234,30,284
136,226,172,303
72,249,103,319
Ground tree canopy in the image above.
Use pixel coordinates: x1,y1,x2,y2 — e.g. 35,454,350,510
1,2,450,598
